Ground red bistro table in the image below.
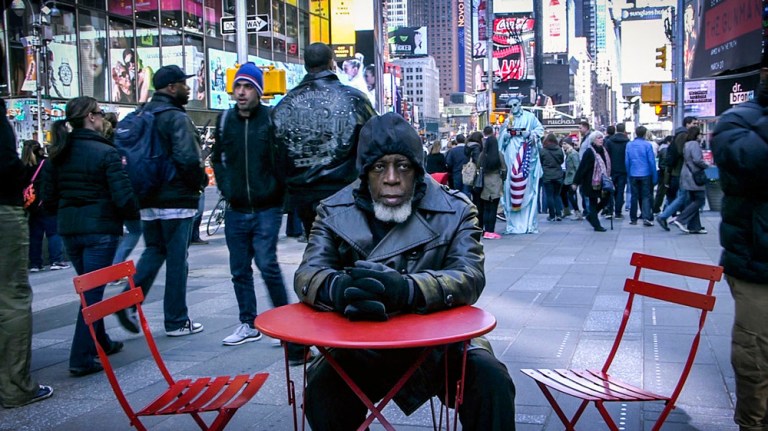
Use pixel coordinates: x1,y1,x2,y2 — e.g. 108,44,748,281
254,303,496,431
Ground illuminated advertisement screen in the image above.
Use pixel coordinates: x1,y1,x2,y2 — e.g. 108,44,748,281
387,26,428,57
542,0,566,53
494,0,532,13
684,80,715,117
472,0,488,58
492,15,535,82
208,48,237,110
619,8,672,84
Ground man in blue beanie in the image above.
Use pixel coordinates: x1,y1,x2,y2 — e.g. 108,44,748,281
295,112,516,430
211,63,312,364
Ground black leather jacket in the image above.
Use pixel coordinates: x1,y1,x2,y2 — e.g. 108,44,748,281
712,100,768,283
295,177,492,413
140,92,207,209
271,70,375,208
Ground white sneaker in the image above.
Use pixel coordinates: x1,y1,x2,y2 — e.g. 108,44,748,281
222,323,262,346
672,220,689,233
165,320,204,337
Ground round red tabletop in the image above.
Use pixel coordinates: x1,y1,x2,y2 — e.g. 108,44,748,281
254,303,496,349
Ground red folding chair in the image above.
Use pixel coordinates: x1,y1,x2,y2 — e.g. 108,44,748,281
521,252,723,431
73,261,269,431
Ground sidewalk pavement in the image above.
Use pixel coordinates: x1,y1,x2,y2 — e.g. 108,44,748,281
0,210,737,431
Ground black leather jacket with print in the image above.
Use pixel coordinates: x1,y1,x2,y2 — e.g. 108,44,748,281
271,70,376,208
294,176,491,414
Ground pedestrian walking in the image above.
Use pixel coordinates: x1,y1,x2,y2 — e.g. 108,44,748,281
43,97,139,376
605,123,629,218
573,131,610,232
562,140,582,220
669,127,708,234
625,125,657,226
540,133,565,221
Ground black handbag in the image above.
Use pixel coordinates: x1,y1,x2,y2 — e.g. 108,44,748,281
473,167,484,189
687,161,707,186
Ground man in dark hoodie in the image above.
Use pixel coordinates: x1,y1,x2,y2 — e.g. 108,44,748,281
445,133,470,193
294,113,516,430
711,71,768,431
605,122,630,219
0,98,54,407
272,42,375,240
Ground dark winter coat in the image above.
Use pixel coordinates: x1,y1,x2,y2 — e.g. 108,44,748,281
43,129,139,236
711,100,768,283
140,92,207,209
211,104,285,212
573,144,608,198
605,133,629,174
295,177,491,414
271,70,376,209
0,100,23,207
424,153,448,174
445,144,469,189
540,143,565,181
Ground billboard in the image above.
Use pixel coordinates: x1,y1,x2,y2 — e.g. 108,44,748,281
684,80,716,117
473,0,488,58
492,15,535,82
494,0,533,13
714,72,760,115
330,0,356,59
387,26,428,57
542,0,567,53
457,0,467,92
683,0,762,79
619,8,672,84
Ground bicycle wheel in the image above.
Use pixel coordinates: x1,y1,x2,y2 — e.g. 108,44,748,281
206,198,227,236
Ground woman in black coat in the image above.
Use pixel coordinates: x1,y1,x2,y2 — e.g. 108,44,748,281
43,97,139,377
573,131,610,232
424,139,447,174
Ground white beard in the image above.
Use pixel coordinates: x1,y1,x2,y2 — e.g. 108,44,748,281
373,199,413,223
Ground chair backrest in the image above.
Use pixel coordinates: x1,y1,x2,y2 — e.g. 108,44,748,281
72,261,176,418
602,252,723,404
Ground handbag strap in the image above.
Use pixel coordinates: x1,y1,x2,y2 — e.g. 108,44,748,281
29,159,45,183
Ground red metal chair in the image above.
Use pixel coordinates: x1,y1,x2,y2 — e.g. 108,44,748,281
73,260,269,431
521,252,723,431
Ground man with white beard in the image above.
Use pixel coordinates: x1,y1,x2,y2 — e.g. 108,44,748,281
294,112,516,430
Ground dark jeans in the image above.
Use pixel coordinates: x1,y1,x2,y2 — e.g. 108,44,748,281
305,348,516,431
297,201,319,238
285,209,303,237
542,179,563,218
629,176,653,222
565,186,579,212
112,219,142,264
666,175,680,203
28,211,63,266
653,169,667,213
133,217,194,332
676,190,706,231
63,233,119,369
581,186,607,230
478,198,500,233
224,208,304,357
610,173,627,217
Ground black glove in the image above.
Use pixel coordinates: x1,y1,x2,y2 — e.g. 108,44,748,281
347,263,413,314
320,272,352,312
344,299,388,321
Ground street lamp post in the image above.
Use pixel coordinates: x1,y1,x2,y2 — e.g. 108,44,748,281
11,0,59,143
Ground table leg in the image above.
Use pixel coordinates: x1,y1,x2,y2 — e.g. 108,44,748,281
282,343,298,431
315,346,433,431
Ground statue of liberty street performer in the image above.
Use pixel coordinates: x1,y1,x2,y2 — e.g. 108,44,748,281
499,96,544,234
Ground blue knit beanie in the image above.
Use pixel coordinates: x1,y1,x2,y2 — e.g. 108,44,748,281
234,62,264,96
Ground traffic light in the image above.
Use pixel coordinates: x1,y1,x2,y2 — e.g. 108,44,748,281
654,104,670,117
655,46,667,69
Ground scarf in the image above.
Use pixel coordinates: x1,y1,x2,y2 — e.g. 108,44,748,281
591,146,611,188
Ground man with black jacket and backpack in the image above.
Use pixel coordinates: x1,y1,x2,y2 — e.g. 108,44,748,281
605,123,630,219
116,65,208,337
210,63,311,365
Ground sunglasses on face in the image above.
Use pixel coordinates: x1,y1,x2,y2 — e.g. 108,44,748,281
91,109,105,117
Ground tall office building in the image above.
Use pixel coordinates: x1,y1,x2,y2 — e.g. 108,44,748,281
387,0,410,27
393,56,441,121
408,0,473,103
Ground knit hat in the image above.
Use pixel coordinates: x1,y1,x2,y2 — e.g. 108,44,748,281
234,62,264,96
356,113,424,176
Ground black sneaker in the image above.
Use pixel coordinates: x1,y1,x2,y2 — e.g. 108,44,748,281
288,350,316,366
614,214,624,219
104,340,124,355
29,265,44,273
116,308,140,334
656,216,670,231
69,363,104,377
190,238,209,245
629,220,638,225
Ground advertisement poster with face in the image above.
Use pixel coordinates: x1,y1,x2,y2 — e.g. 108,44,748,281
109,48,155,104
208,48,237,110
492,15,535,82
186,47,206,108
79,21,107,101
387,26,428,57
684,0,761,79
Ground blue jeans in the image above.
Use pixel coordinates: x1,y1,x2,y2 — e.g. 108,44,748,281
659,189,689,220
63,233,119,369
224,207,287,325
629,176,653,222
28,211,63,266
133,217,194,332
610,173,627,216
542,179,563,218
112,219,143,264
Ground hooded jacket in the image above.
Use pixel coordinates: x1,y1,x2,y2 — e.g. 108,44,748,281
211,104,285,212
540,142,565,181
712,100,768,283
272,70,376,209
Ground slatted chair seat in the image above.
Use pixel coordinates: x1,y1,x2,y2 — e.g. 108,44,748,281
521,253,723,431
73,261,269,431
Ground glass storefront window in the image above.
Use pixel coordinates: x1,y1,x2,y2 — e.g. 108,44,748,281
185,35,206,109
107,0,134,17
203,0,219,36
134,0,159,23
78,0,105,9
108,17,136,103
79,9,108,101
46,7,78,99
299,10,309,55
286,4,298,58
135,22,159,102
184,0,204,33
272,0,285,54
161,0,182,29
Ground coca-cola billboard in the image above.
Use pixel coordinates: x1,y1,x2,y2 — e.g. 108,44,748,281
492,15,535,82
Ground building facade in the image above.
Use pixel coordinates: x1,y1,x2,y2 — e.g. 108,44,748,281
393,55,440,121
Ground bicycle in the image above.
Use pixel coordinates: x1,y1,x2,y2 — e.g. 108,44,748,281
206,195,227,236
